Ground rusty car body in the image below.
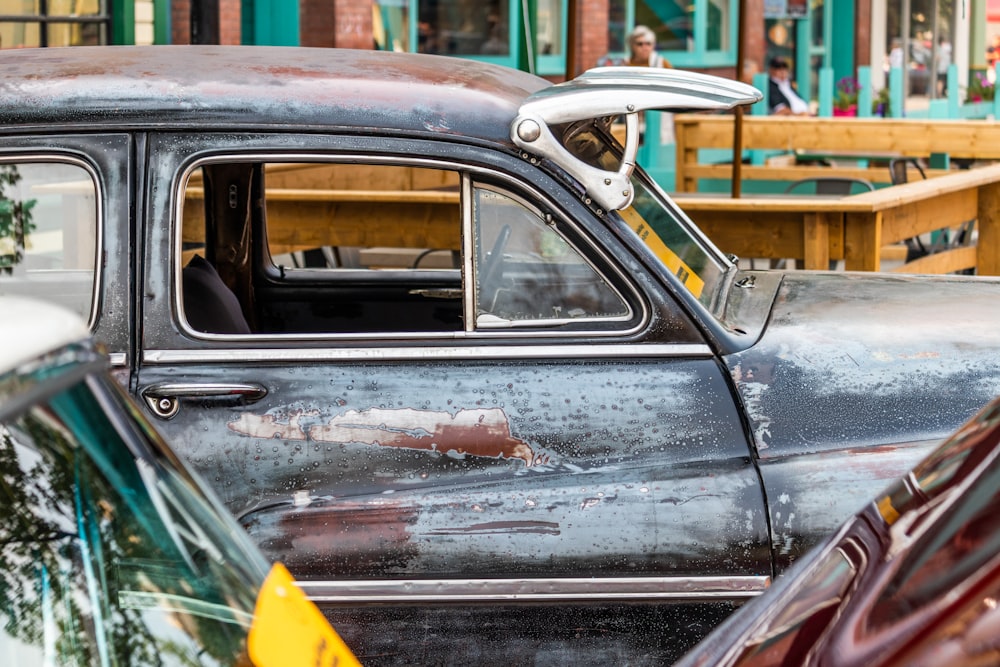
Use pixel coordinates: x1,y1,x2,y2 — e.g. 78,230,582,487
0,45,998,664
676,396,1000,667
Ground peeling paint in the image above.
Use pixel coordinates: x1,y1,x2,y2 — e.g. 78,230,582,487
228,406,551,467
227,409,315,440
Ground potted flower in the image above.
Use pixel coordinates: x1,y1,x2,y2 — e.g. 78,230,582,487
967,71,995,103
834,76,860,116
872,87,891,117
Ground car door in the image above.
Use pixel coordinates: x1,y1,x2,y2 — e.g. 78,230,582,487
135,132,769,664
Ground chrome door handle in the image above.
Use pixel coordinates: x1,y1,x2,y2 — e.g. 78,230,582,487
141,382,268,419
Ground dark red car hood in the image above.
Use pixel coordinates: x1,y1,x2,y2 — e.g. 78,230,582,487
676,397,1000,667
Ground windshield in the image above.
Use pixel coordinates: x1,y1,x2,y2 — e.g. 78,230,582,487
560,119,731,310
0,348,270,666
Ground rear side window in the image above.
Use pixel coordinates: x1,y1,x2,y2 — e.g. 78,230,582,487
0,161,98,323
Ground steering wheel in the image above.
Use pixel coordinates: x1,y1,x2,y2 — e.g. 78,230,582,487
478,224,511,311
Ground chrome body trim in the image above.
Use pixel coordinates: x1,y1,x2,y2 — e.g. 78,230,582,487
107,352,127,367
512,67,761,211
461,173,476,332
142,343,713,364
141,382,268,401
298,575,771,604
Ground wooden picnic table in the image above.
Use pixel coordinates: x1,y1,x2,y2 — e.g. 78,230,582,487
672,162,1000,275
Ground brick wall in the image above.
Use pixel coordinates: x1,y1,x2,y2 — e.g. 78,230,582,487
332,0,373,49
301,0,336,47
172,0,190,44
577,0,609,75
301,0,372,49
220,0,241,45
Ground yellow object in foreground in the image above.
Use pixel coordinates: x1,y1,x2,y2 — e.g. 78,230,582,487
619,206,705,299
249,562,362,667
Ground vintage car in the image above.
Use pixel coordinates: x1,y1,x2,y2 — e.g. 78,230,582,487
0,45,998,663
676,395,1000,667
0,296,358,666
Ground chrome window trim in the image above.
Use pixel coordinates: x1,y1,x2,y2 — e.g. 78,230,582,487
0,154,102,331
298,575,770,604
461,172,476,333
172,151,649,343
142,343,712,364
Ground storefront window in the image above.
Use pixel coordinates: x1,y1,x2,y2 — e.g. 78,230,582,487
885,0,955,96
0,0,108,48
537,0,562,57
636,0,692,52
421,0,508,56
608,0,626,55
374,0,509,56
605,0,735,68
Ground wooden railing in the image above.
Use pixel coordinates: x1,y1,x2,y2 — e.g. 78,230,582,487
675,162,1000,275
673,115,1000,193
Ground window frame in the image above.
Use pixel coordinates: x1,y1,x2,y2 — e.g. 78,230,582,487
174,152,648,342
0,154,102,330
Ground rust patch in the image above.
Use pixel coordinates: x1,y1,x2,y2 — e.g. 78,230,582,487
229,407,549,467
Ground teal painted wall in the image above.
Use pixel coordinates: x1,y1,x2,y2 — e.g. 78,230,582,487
112,0,134,44
830,0,855,84
251,0,299,46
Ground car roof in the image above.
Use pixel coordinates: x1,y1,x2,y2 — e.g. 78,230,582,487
0,297,90,376
0,45,548,145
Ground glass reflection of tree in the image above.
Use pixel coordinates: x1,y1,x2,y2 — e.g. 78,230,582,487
0,164,37,275
0,384,253,665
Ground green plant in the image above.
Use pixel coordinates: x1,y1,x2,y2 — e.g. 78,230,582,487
0,165,37,275
835,76,860,111
872,87,891,117
967,71,995,102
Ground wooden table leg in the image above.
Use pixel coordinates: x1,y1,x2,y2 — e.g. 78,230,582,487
978,182,1000,276
844,211,882,272
802,212,832,270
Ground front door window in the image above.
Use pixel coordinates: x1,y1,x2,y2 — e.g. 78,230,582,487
178,160,632,337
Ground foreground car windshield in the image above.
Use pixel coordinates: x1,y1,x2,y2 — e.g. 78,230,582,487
561,119,730,309
0,350,269,665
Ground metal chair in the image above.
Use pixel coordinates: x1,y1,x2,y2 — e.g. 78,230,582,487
783,177,876,196
889,158,974,266
888,157,926,186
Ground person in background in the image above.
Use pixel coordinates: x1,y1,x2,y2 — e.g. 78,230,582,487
936,35,952,96
627,25,671,68
767,57,810,115
889,38,904,69
624,25,674,144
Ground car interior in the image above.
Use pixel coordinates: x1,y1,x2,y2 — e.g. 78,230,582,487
180,160,632,337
